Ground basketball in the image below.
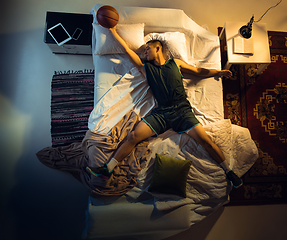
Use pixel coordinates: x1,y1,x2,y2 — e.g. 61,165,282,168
96,5,119,28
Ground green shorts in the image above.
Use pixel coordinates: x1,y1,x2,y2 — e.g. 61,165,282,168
142,100,201,136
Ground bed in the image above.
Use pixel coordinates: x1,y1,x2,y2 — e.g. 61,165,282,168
80,4,259,239
37,4,259,240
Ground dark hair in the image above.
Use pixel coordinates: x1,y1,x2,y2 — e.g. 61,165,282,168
146,39,163,48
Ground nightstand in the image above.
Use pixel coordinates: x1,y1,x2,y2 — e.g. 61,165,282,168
219,22,271,74
44,12,93,54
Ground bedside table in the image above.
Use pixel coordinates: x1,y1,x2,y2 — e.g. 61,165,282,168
219,22,271,75
44,12,93,54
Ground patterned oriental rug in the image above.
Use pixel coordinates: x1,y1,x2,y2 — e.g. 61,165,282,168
51,69,94,147
221,31,287,205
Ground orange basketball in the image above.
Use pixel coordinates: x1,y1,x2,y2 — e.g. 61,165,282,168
96,5,119,28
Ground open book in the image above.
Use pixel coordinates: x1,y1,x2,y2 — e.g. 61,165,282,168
233,36,254,55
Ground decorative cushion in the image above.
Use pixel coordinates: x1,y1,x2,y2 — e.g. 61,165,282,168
93,23,145,55
148,153,192,197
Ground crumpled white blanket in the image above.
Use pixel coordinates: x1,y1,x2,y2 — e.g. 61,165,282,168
135,119,258,211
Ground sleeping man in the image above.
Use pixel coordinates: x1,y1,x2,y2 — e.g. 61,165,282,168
86,26,243,188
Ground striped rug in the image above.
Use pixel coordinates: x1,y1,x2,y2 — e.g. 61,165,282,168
51,70,94,147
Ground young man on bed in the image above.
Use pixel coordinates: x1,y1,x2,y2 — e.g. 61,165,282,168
86,27,243,188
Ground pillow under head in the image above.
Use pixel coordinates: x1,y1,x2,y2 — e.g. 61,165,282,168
144,32,189,62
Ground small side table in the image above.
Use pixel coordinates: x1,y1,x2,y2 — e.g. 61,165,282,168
219,21,271,75
44,12,93,54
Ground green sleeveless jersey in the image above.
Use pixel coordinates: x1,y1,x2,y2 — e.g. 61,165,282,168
144,58,187,107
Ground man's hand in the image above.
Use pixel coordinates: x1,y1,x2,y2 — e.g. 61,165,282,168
219,70,232,78
109,25,117,33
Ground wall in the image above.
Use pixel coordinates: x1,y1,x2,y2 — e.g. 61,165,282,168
1,0,287,35
0,1,286,240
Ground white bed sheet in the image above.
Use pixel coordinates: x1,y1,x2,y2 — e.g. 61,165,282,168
83,4,259,240
92,54,135,103
89,62,223,134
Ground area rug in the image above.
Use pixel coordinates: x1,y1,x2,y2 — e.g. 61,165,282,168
51,69,94,147
221,31,287,205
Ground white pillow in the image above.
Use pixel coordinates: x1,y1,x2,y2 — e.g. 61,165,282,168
93,23,145,55
144,32,189,62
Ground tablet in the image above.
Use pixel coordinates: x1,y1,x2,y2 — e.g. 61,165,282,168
48,23,72,46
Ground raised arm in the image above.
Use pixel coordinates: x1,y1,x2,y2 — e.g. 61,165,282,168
174,58,232,78
109,27,145,75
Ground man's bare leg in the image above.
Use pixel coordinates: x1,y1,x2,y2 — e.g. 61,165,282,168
187,124,226,164
112,121,155,162
86,121,155,178
187,124,243,188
